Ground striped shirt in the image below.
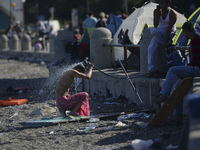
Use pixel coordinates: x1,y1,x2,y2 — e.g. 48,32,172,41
189,34,200,68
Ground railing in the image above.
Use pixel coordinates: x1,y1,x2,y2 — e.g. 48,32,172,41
102,43,140,71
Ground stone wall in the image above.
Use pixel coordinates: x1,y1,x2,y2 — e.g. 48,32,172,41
0,34,55,61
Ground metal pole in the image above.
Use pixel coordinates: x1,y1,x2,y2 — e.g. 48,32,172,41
102,43,140,48
118,59,145,109
36,0,39,19
102,43,140,71
124,46,127,71
87,0,89,13
125,0,128,13
10,0,12,24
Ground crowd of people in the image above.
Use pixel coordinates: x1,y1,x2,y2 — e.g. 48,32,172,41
4,9,129,52
4,19,55,51
5,21,24,39
3,1,199,125
2,1,199,148
82,10,128,29
55,0,200,134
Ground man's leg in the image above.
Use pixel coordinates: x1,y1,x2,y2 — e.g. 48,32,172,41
148,37,160,72
58,108,67,117
154,66,200,103
161,66,200,97
69,103,82,116
68,92,90,116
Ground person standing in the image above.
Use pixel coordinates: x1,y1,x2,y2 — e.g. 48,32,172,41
82,11,97,28
147,0,177,76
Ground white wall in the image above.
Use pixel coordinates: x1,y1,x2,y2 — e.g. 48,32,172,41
0,0,24,24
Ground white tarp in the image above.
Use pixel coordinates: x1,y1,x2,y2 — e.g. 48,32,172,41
113,2,187,60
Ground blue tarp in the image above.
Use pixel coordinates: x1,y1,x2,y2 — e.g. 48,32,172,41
169,7,200,66
106,14,123,37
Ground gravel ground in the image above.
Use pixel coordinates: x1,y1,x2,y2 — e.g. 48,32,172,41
0,58,184,150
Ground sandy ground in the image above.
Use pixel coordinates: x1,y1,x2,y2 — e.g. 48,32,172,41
0,58,184,150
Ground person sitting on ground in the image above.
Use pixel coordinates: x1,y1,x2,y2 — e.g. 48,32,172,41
147,0,177,76
153,21,200,103
56,62,94,117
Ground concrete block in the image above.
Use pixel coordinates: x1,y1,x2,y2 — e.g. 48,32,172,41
84,69,161,108
54,30,75,62
21,33,32,51
90,28,114,69
9,34,20,51
140,28,152,74
140,27,169,73
0,34,9,50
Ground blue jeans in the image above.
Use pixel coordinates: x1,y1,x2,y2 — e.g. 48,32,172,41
160,65,200,97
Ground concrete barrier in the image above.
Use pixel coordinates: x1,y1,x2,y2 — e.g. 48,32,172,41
188,77,200,150
140,27,169,74
49,34,56,53
0,33,54,61
21,33,32,51
140,28,152,74
90,28,114,69
9,34,20,51
54,30,75,62
0,34,8,50
84,68,161,108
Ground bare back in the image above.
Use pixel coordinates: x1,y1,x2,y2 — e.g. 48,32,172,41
56,64,93,99
56,70,74,98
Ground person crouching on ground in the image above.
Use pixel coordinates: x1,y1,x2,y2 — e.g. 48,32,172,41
56,62,94,117
153,21,200,103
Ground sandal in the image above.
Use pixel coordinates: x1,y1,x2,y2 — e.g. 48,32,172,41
153,95,168,104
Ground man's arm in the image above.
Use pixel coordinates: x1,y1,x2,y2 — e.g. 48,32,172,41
153,9,161,27
188,48,193,61
72,62,94,80
164,9,177,46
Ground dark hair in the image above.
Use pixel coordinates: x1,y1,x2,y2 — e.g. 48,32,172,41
73,63,86,73
165,0,171,3
182,21,195,32
88,11,93,17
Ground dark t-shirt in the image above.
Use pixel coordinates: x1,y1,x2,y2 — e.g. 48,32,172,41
95,20,106,28
189,34,200,68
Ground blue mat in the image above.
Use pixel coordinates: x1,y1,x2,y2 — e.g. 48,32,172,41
20,116,91,128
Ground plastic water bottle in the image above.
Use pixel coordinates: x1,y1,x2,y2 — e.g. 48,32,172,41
89,118,100,123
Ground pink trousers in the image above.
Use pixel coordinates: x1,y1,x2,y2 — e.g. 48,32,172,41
56,92,90,116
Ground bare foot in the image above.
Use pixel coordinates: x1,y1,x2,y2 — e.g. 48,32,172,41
58,108,67,117
69,111,80,117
